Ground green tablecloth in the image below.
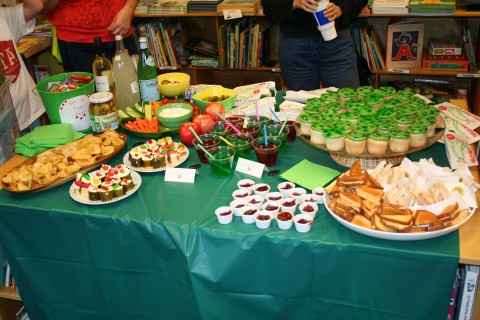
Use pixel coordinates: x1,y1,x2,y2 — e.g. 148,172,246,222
0,132,459,320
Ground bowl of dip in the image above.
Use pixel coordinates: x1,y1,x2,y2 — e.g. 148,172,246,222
156,103,193,129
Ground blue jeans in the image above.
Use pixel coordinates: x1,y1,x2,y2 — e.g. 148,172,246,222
280,28,359,90
57,35,138,73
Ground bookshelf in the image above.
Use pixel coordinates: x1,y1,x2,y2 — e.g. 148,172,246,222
0,287,20,301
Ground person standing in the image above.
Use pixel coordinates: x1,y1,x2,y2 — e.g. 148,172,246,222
0,0,49,133
261,0,367,90
46,0,139,72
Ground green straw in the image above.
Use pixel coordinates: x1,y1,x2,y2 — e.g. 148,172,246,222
189,126,202,143
213,110,226,121
219,136,234,147
279,116,289,135
196,143,214,159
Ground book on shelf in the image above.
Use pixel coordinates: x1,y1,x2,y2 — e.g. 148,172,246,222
189,53,219,67
352,21,385,72
24,21,53,39
455,18,478,73
187,0,224,12
422,50,469,71
449,268,463,320
386,19,424,69
455,265,480,320
146,0,189,14
16,37,52,58
217,0,260,15
429,38,463,55
184,37,219,58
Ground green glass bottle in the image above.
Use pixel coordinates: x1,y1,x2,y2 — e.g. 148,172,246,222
137,36,160,103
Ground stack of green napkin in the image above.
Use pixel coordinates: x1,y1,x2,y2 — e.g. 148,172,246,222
15,123,85,157
280,159,341,190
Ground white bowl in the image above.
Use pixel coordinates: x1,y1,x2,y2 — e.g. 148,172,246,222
288,187,307,204
312,187,326,204
240,205,258,224
301,193,321,205
265,191,284,203
294,213,313,232
237,179,255,192
247,194,264,209
254,210,273,229
253,183,270,197
277,182,296,197
215,206,233,224
280,197,298,214
276,211,294,230
261,201,280,216
230,199,248,216
232,189,251,200
299,202,319,219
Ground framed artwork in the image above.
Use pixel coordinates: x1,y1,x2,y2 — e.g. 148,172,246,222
386,20,424,69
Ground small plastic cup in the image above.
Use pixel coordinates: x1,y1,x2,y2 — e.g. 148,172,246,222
265,191,284,203
294,213,314,233
276,211,294,230
252,136,282,167
211,121,232,138
253,183,270,197
278,182,296,197
235,123,261,140
286,120,297,142
288,187,307,204
261,201,280,216
207,146,235,178
247,194,264,209
225,112,246,126
254,210,273,229
215,206,233,224
260,124,290,153
299,202,319,219
312,187,326,204
241,205,258,224
230,199,248,216
192,134,221,164
237,179,255,192
232,188,251,200
280,198,297,214
301,193,321,204
227,133,254,161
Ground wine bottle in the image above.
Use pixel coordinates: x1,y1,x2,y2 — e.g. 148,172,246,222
112,35,140,111
137,36,160,103
92,37,115,96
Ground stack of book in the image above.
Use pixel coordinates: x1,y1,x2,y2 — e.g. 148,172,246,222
422,39,468,71
24,21,53,39
146,0,189,14
187,0,223,12
217,0,261,15
185,37,219,67
409,0,455,15
134,0,157,14
371,0,409,14
352,21,386,72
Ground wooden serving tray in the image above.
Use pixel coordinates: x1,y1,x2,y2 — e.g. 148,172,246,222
2,132,127,194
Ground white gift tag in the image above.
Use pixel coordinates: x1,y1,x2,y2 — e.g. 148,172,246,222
165,168,196,183
235,158,265,178
223,9,242,20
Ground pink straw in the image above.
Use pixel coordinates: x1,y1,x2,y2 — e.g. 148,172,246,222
255,101,260,121
226,120,241,133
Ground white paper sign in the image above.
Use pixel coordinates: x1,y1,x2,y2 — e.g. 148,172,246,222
165,168,196,183
235,158,265,178
223,9,242,20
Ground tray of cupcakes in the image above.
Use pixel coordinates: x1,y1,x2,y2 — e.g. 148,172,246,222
295,86,445,169
69,164,141,205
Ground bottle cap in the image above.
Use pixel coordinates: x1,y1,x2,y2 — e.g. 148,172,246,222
89,92,114,103
115,35,123,41
139,36,147,43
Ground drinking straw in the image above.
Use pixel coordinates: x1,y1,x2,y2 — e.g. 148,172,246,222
226,121,241,133
213,110,226,121
263,124,268,145
255,101,260,121
269,108,282,123
196,143,214,160
219,136,234,147
279,116,289,135
189,126,203,143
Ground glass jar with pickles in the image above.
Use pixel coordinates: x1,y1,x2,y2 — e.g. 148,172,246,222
89,92,118,133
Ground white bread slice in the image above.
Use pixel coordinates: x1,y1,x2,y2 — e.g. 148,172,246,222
380,214,413,226
355,187,385,204
413,210,439,226
372,214,396,232
380,217,413,231
437,202,459,219
364,171,384,190
351,214,372,229
339,192,363,209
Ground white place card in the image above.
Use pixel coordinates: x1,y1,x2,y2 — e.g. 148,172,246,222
235,158,265,178
165,168,196,183
387,68,410,74
223,9,242,20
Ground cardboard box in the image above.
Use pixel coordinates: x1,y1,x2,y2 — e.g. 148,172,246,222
422,50,469,71
386,19,424,69
428,39,462,55
0,80,20,165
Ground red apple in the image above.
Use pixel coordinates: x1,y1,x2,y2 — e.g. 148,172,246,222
178,122,202,146
204,102,225,122
193,114,214,134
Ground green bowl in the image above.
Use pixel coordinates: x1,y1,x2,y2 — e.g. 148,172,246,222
192,86,238,112
156,103,193,129
119,117,177,138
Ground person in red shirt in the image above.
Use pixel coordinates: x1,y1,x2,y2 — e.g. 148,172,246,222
46,0,139,72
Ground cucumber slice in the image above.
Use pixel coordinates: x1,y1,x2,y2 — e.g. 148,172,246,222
144,103,152,120
134,102,144,114
125,106,144,118
118,109,130,119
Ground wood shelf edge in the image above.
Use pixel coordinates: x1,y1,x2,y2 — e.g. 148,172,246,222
0,286,21,301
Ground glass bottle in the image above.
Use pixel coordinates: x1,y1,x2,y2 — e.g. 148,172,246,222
92,37,115,97
137,36,160,103
112,35,140,111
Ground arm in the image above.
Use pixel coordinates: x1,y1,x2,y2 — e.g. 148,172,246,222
107,0,139,36
22,0,44,22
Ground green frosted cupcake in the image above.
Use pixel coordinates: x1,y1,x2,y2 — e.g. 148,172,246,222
358,115,378,125
367,131,390,155
356,105,377,117
376,121,398,134
344,98,366,112
303,104,322,115
345,131,367,155
377,86,397,100
305,98,325,112
406,97,427,109
337,87,357,104
310,121,333,145
356,86,375,99
323,127,346,151
394,114,415,130
337,120,354,133
396,105,417,118
324,102,344,114
340,111,359,126
376,107,397,121
407,124,428,147
299,113,314,136
363,93,384,109
355,123,377,136
389,129,411,153
382,98,403,109
415,116,436,137
396,89,415,104
320,91,339,104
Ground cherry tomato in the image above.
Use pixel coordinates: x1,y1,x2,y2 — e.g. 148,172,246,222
192,105,201,117
161,98,170,105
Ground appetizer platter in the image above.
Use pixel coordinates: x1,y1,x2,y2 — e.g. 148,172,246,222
69,164,141,205
2,130,127,193
324,160,476,241
122,136,189,172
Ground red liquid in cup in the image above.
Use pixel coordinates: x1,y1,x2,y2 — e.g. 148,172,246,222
256,214,271,221
196,139,217,164
254,143,279,167
286,121,297,142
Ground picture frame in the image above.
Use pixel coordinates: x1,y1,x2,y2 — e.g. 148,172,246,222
386,20,424,69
